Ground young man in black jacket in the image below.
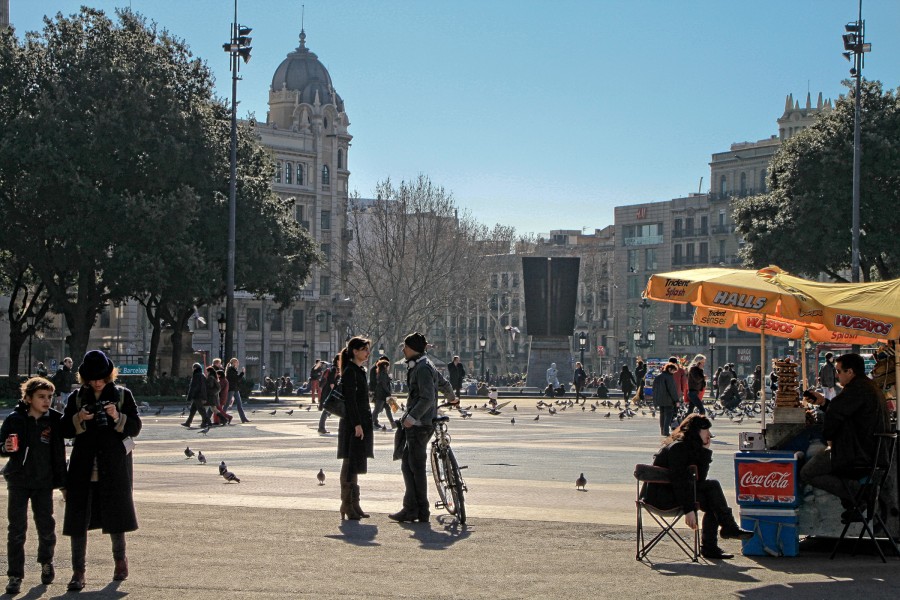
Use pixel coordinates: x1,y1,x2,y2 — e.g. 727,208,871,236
0,377,67,593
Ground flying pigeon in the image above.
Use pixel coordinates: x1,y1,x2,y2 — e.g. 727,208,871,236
184,446,195,458
576,473,587,491
197,451,207,464
317,469,326,485
219,461,227,475
222,470,241,483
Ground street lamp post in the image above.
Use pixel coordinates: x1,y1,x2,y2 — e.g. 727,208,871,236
217,313,227,361
578,331,587,366
378,345,385,358
479,335,487,381
633,296,655,354
301,341,309,381
222,0,252,362
708,330,717,385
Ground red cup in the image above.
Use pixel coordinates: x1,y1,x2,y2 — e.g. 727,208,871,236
8,434,18,452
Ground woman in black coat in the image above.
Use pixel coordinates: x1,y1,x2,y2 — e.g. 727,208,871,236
61,350,142,591
620,365,636,401
337,336,375,520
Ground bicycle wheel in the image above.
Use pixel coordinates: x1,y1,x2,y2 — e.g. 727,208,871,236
445,448,466,524
430,446,451,509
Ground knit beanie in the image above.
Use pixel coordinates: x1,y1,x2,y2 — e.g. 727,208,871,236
403,332,428,354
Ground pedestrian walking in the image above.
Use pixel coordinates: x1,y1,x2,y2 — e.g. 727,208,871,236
226,358,250,423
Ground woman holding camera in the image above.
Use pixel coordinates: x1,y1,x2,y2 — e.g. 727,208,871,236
61,350,142,591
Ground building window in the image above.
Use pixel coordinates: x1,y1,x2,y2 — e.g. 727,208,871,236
270,310,283,332
719,240,726,261
673,244,683,265
322,164,330,185
292,309,305,332
686,243,695,264
319,313,331,333
627,249,639,273
645,248,658,270
700,215,708,235
718,209,725,226
285,162,292,185
321,243,331,261
269,351,283,376
297,164,304,185
673,218,682,237
320,210,331,230
759,170,766,193
320,276,331,296
295,204,304,223
627,277,641,299
275,161,282,184
685,217,694,236
740,172,747,195
699,242,708,263
719,175,727,195
246,308,260,332
337,149,344,169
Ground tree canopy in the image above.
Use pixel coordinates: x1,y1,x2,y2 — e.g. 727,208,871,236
733,80,900,282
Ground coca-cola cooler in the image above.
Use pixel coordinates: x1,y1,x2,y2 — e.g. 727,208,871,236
734,451,804,508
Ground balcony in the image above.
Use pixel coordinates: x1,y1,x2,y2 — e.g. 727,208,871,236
672,228,709,239
712,255,744,265
624,235,663,247
711,224,736,234
672,256,710,266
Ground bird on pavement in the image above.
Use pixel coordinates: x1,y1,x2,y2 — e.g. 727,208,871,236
197,451,207,465
306,406,312,411
219,461,227,476
222,470,240,483
381,424,387,432
252,409,258,414
513,405,517,411
488,408,502,416
604,412,611,418
619,411,626,420
198,426,210,435
576,473,587,491
184,446,194,459
269,410,276,416
317,469,326,485
510,418,516,425
591,405,597,412
582,406,586,411
286,409,294,415
533,415,540,421
548,407,557,415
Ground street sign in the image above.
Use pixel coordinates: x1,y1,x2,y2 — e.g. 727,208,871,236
50,359,58,372
118,364,148,376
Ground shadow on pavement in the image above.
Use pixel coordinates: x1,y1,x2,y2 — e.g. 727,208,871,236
399,516,471,550
649,560,764,583
736,580,897,599
44,581,127,599
326,521,381,547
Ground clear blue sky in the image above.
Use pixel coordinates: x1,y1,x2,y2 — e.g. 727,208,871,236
10,1,900,235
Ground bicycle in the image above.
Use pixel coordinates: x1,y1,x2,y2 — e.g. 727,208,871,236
430,404,468,524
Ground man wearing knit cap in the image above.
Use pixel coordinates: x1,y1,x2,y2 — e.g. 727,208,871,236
389,332,457,523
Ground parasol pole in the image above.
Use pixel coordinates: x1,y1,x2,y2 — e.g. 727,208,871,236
894,338,899,427
760,314,767,432
800,331,808,393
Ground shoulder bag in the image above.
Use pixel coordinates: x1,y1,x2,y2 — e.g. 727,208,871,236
321,378,346,418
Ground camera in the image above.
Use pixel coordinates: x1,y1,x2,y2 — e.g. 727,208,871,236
84,400,111,427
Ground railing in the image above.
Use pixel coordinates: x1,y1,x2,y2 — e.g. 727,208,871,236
624,235,664,247
711,224,736,234
672,256,710,266
672,228,709,239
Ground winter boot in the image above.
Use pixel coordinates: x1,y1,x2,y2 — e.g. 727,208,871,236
340,483,361,520
351,484,370,518
718,508,753,540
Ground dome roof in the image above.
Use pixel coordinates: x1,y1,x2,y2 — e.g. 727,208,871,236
271,31,344,112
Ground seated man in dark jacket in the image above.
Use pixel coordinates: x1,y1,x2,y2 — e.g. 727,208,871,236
800,352,890,520
642,414,752,559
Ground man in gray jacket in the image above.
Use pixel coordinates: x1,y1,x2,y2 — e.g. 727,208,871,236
652,363,680,436
389,332,456,523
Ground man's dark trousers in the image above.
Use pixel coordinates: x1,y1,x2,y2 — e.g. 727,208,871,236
401,426,434,516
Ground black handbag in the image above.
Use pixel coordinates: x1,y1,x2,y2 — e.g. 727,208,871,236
321,379,346,418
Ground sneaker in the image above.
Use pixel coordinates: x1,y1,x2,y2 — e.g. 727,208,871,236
6,576,22,595
41,562,55,585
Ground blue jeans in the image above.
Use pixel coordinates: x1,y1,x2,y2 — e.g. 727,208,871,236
7,486,56,577
228,390,249,422
688,390,706,415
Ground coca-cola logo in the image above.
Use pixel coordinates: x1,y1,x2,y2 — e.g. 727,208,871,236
739,470,791,490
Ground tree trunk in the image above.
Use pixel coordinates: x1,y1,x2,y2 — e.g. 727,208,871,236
142,300,162,380
7,330,26,379
168,309,193,378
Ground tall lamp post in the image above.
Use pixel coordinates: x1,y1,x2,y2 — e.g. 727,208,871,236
479,335,487,381
217,313,227,361
841,1,870,286
708,330,717,384
578,331,587,366
301,341,309,381
222,0,252,362
633,329,655,351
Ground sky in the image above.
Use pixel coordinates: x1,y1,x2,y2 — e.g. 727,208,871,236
10,1,900,236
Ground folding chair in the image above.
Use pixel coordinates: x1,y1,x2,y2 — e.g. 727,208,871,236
635,464,699,562
830,431,900,563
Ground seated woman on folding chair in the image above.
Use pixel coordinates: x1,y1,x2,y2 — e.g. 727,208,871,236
643,414,753,559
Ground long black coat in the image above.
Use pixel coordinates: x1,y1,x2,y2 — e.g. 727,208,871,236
61,383,142,536
337,362,374,474
643,439,712,512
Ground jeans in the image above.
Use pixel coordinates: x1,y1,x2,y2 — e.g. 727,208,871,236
687,390,706,415
372,398,396,427
228,390,249,422
318,410,332,431
400,426,434,515
658,406,674,436
7,486,56,577
71,532,125,572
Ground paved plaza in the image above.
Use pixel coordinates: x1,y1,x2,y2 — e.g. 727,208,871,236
1,398,899,598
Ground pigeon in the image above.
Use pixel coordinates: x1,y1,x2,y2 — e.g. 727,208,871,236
306,406,312,411
510,418,516,425
222,470,241,483
548,407,557,415
286,409,294,415
154,406,164,416
582,406,586,411
219,461,227,475
513,405,517,411
197,451,207,464
252,409,258,414
488,408,502,416
317,469,326,485
184,446,195,458
198,426,210,435
381,424,387,432
591,405,597,412
619,411,626,420
268,410,276,416
604,412,611,418
576,473,587,491
533,415,540,421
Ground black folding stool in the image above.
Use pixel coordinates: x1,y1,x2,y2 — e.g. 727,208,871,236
635,464,699,562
